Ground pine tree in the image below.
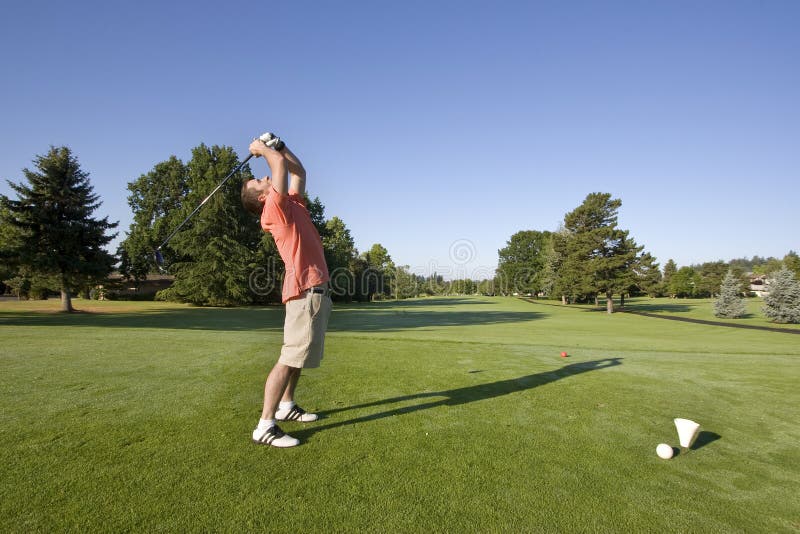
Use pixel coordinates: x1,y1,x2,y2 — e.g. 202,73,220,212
762,267,800,324
158,144,261,306
662,259,677,297
557,193,645,313
714,269,747,318
1,147,117,311
633,252,662,297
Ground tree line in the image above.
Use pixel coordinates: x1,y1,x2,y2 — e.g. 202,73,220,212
495,192,658,313
117,144,409,305
0,145,406,308
2,147,799,315
494,192,800,315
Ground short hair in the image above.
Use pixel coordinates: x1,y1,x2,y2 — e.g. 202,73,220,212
241,181,264,216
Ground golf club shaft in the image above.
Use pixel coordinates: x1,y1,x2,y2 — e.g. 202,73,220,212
156,153,254,252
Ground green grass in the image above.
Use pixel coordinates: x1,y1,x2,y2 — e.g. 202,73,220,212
1,296,798,532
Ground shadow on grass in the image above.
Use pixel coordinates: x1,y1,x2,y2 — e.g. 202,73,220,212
329,308,543,332
0,298,542,332
620,303,694,313
519,298,800,335
670,431,722,458
692,430,722,450
0,307,285,331
622,309,800,334
342,298,489,309
294,358,622,442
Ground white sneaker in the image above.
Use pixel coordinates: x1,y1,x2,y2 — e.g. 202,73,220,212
252,424,299,448
275,404,319,423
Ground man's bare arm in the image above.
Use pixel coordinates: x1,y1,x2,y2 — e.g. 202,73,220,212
282,145,306,196
249,140,288,195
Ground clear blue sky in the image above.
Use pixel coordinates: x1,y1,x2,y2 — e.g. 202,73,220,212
2,1,798,278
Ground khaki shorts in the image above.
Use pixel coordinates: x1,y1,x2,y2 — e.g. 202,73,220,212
279,288,332,368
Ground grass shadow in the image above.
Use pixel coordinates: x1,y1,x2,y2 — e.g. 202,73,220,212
623,303,694,313
293,358,623,442
0,298,543,332
328,308,543,332
691,430,721,450
0,307,285,331
343,298,490,309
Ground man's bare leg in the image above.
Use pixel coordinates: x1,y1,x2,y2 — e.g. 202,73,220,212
260,363,296,420
252,362,301,447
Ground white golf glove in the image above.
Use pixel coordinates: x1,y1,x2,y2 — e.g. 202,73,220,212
258,132,285,151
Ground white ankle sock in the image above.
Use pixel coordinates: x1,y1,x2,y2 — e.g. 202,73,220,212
257,418,275,431
279,401,295,411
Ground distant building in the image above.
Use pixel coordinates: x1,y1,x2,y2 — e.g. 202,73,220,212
98,272,174,299
749,274,769,297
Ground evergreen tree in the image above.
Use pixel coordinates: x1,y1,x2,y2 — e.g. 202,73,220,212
696,261,728,297
762,267,800,324
158,144,260,306
630,252,662,298
0,204,24,294
1,147,117,311
557,192,644,313
714,269,747,318
662,259,677,297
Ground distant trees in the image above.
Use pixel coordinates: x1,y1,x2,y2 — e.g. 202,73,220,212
762,268,800,324
494,193,665,312
360,243,395,301
662,259,677,295
632,252,662,298
781,251,800,279
714,270,747,318
491,193,800,323
323,216,357,299
496,230,552,296
0,147,117,311
729,253,799,278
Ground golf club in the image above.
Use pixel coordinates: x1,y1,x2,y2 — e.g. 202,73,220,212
154,152,252,268
154,133,274,269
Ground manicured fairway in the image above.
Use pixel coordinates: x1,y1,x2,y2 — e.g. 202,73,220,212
1,297,798,532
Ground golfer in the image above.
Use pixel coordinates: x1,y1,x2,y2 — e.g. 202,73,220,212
241,133,332,448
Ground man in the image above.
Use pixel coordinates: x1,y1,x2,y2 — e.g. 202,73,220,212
240,133,332,448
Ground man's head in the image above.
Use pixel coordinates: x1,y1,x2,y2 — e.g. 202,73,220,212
241,177,271,216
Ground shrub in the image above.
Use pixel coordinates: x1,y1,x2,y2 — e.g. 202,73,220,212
762,267,800,324
714,270,747,318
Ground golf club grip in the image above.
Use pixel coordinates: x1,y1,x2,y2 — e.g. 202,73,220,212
156,153,255,250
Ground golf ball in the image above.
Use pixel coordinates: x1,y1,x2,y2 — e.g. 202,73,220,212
560,351,568,357
656,443,674,459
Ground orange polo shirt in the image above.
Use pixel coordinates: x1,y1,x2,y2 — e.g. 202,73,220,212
260,188,330,303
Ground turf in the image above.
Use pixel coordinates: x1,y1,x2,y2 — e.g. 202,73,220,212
1,296,798,532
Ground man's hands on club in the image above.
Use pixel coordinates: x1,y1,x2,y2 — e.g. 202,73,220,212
249,132,285,159
249,139,270,158
259,131,285,151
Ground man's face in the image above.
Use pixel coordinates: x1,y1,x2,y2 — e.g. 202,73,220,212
248,177,272,199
